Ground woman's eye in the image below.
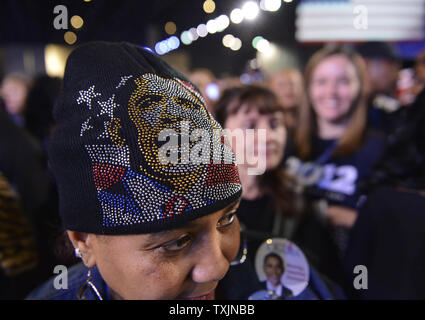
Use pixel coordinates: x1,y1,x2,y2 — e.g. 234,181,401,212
313,78,326,87
217,212,237,228
338,78,350,86
270,118,281,129
243,121,256,129
161,235,192,252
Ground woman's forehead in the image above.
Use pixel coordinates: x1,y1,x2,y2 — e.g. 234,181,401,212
313,54,357,75
237,104,284,118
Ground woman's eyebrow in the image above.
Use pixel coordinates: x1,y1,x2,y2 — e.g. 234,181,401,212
223,199,241,214
144,222,197,243
145,199,241,244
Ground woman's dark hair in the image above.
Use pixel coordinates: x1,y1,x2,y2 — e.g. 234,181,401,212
24,75,62,142
214,86,244,126
361,88,425,192
214,85,297,217
54,230,79,266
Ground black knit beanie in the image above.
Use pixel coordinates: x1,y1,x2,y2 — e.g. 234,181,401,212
48,41,241,235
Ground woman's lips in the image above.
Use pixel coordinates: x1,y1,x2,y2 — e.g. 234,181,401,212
184,291,215,300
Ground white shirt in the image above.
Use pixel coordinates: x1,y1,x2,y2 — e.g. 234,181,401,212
266,280,283,297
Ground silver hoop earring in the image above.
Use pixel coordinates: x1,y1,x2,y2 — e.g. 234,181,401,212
77,269,103,300
75,248,82,259
231,223,248,266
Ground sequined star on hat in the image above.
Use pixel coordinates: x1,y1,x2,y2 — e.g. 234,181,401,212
80,116,93,137
77,86,101,109
97,95,119,119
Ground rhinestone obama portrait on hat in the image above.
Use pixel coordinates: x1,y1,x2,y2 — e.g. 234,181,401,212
27,41,243,300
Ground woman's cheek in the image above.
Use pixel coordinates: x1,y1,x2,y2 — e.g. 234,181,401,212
127,258,186,300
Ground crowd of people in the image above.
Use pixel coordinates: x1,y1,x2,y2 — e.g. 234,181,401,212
1,41,424,300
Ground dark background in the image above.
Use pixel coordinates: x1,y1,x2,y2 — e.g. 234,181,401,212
0,0,319,76
1,0,424,77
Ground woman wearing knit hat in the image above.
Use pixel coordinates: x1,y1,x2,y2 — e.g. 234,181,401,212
26,42,243,300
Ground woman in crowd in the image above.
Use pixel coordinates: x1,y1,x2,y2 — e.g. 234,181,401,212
214,85,344,298
268,68,305,134
0,73,31,127
215,85,297,257
285,46,387,283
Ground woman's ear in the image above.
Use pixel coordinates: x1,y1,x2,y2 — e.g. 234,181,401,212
67,231,97,268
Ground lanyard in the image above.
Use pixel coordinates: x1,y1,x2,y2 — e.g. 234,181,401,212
314,140,338,166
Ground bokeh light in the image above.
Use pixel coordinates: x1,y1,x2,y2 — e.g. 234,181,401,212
70,15,84,30
222,34,235,47
215,15,230,32
252,36,264,49
206,19,218,34
230,37,242,51
155,36,180,55
197,24,208,37
242,1,260,20
256,38,270,53
188,28,199,41
260,0,282,12
165,21,177,35
203,0,216,14
64,31,77,45
230,8,244,24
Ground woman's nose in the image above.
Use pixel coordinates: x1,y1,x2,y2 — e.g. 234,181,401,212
324,81,339,97
191,234,230,284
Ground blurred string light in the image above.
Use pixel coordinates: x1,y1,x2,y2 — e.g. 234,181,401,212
242,1,260,20
230,8,244,24
256,38,271,53
70,15,84,29
63,0,92,46
215,15,230,31
230,38,242,51
222,34,234,47
260,0,281,12
206,20,218,34
189,28,199,41
64,31,77,45
252,36,264,49
222,34,242,51
197,24,208,37
45,45,72,77
156,0,288,55
203,0,216,14
180,31,192,45
165,21,177,35
155,36,180,55
252,35,273,55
